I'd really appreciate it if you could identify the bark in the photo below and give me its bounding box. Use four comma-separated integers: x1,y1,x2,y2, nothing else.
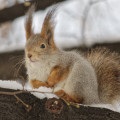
0,88,120,120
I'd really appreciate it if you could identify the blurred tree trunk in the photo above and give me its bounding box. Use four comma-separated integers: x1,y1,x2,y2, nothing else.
0,0,65,23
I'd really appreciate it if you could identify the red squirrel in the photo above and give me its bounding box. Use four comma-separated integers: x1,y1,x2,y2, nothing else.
24,6,120,105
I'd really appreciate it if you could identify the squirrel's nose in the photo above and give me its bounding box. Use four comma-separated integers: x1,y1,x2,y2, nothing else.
28,53,32,58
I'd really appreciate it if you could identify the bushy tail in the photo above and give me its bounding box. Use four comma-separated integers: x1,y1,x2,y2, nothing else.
85,47,120,102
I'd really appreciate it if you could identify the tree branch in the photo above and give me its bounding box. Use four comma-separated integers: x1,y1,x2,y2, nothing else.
0,0,65,24
0,87,120,120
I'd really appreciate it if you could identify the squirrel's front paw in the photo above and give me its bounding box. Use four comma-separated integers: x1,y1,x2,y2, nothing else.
31,80,49,89
46,80,55,87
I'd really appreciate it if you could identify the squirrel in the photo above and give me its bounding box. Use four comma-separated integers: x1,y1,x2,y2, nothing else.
24,6,120,105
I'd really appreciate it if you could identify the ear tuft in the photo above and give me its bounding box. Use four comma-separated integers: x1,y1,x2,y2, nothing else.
40,6,58,49
25,5,35,40
40,6,58,38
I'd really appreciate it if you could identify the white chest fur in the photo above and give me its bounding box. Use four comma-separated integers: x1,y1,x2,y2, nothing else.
26,60,55,82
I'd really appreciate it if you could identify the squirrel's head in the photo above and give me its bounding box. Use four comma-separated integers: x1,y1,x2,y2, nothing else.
25,6,58,63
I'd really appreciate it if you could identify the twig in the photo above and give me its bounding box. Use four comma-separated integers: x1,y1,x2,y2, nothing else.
0,90,26,95
62,98,80,108
14,94,30,109
0,89,53,95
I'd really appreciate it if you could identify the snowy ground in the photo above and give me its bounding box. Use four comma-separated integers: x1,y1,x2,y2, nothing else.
0,0,120,113
0,0,120,53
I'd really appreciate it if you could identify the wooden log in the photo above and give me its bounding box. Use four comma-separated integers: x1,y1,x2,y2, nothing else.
0,88,120,120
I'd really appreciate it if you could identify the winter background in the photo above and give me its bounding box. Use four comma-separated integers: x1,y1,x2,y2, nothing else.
0,0,120,113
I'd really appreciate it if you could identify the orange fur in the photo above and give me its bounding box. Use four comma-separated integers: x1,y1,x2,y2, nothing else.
31,79,49,88
54,90,83,103
47,66,69,87
30,66,69,89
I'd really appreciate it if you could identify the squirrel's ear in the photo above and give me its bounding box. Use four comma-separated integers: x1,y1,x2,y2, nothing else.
25,5,35,40
40,7,57,49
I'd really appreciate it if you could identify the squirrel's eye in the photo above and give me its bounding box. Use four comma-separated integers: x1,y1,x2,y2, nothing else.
40,44,45,48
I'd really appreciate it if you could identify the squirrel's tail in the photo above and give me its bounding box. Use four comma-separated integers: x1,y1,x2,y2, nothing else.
85,47,120,103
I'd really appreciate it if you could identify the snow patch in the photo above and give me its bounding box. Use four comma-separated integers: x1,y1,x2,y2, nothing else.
1,0,120,53
0,79,57,99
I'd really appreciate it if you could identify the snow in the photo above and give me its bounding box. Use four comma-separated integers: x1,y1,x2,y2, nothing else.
0,79,57,99
0,17,26,53
0,80,23,90
1,0,120,53
90,103,120,113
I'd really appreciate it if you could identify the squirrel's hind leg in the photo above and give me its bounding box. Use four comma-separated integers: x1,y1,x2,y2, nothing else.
54,89,82,103
53,79,83,103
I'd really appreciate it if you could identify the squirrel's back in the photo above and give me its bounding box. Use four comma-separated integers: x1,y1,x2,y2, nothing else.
85,48,120,103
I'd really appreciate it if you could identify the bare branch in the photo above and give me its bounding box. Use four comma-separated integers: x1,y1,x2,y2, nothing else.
0,89,53,95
